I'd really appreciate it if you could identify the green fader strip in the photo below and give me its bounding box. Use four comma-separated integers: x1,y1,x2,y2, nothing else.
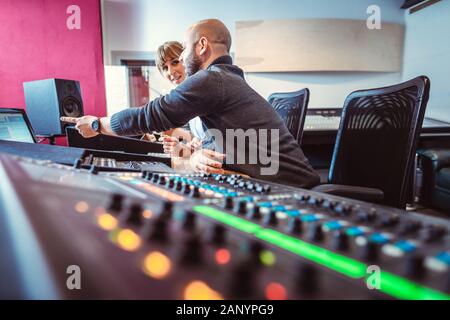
192,205,450,300
376,271,450,300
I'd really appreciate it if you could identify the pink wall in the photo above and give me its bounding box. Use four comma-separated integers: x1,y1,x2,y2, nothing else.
0,0,106,121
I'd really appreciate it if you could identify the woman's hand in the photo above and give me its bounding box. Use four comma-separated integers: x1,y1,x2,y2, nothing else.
189,149,226,174
162,135,191,157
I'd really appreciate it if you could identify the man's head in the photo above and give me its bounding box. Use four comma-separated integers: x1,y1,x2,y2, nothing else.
180,19,232,76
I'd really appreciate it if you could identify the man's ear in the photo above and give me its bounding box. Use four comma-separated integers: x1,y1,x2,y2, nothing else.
198,37,208,56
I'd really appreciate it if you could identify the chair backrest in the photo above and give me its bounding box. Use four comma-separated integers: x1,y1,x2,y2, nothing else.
329,76,430,208
268,88,310,145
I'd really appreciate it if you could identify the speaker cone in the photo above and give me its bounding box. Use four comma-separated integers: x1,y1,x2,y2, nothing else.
62,97,82,117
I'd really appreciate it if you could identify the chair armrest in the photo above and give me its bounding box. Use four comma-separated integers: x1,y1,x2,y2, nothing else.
418,148,450,171
312,184,384,203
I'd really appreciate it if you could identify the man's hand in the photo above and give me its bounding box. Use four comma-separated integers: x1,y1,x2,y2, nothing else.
162,135,192,157
60,116,100,138
189,149,226,174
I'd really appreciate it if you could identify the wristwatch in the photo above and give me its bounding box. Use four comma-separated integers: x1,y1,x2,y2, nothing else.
91,118,101,133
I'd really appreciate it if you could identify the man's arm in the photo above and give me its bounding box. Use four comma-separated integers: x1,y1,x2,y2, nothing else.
61,70,221,139
60,116,116,138
110,70,222,136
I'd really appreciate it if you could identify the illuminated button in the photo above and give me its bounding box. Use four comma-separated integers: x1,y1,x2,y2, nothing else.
260,250,276,267
258,202,273,208
286,210,300,217
184,281,223,300
436,251,450,265
323,221,343,231
265,282,287,300
97,213,118,231
272,205,286,212
425,252,450,273
116,229,141,252
300,214,320,223
142,251,171,279
142,209,153,219
394,240,417,253
75,201,89,213
368,233,391,245
346,226,366,237
383,239,416,257
215,249,231,265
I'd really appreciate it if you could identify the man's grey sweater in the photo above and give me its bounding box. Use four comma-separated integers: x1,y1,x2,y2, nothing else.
110,55,320,188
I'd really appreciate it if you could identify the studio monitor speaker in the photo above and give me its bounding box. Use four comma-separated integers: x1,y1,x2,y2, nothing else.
23,78,84,136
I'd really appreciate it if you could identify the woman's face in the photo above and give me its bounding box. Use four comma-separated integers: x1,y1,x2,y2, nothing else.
161,57,186,85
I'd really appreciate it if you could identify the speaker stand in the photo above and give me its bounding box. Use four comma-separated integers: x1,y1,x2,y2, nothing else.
36,135,65,145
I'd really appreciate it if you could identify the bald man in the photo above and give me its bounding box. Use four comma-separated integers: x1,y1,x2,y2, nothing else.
62,19,320,188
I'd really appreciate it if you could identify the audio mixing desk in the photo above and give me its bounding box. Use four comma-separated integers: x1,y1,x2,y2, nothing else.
0,153,449,299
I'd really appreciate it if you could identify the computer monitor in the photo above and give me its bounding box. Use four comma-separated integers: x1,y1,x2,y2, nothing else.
0,108,37,143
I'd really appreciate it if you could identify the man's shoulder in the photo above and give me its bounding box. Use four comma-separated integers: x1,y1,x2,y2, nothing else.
178,69,221,91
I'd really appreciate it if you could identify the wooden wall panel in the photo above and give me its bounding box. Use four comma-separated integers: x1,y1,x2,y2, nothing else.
235,19,404,72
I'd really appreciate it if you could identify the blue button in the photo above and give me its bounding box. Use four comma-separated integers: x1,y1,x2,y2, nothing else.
346,227,365,237
258,202,273,208
369,233,390,244
324,221,342,231
272,205,286,212
435,252,450,265
394,240,417,253
301,214,319,223
286,210,300,217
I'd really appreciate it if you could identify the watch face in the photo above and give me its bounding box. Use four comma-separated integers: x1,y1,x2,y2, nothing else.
91,120,99,132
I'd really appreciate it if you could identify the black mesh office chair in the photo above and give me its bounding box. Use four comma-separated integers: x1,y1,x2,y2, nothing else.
268,88,310,145
313,76,430,208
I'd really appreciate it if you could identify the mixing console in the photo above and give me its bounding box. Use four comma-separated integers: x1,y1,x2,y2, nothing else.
0,153,449,300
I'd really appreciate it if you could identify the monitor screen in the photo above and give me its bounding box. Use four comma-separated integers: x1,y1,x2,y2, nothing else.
0,111,35,143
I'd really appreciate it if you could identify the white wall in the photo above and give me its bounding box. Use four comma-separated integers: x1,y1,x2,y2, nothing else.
402,0,450,122
102,0,406,108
